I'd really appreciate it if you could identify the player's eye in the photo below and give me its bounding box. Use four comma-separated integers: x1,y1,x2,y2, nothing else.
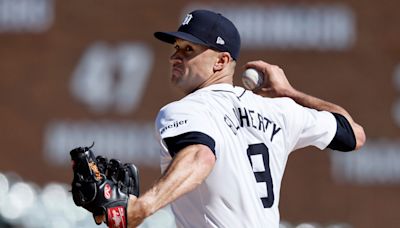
172,43,194,56
185,46,193,52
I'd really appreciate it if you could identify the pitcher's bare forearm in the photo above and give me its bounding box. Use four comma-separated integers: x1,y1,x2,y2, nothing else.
126,144,216,227
287,89,352,121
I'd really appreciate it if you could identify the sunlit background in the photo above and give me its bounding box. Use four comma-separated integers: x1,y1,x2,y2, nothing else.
0,0,399,227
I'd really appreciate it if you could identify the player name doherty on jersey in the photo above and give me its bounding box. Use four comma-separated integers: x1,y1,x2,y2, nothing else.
225,107,282,142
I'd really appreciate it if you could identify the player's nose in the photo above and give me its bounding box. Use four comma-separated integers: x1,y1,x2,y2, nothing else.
169,52,183,65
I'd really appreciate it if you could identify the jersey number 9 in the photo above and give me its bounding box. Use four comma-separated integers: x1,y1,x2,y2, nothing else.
246,143,274,208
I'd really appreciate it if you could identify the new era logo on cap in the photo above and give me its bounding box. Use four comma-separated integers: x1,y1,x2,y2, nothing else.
216,36,225,45
154,9,241,60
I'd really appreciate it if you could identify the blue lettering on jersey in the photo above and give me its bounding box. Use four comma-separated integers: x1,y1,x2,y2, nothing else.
224,115,240,135
226,107,281,142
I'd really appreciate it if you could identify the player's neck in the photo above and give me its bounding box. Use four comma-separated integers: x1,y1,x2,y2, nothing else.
196,71,233,91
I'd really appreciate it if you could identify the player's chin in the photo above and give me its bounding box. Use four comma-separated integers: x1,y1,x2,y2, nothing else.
171,78,191,93
171,71,183,84
170,74,180,85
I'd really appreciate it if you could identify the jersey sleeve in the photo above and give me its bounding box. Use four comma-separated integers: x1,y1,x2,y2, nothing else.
280,98,337,152
155,99,217,157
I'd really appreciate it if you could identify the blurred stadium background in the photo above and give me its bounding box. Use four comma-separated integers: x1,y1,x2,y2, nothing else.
0,0,399,227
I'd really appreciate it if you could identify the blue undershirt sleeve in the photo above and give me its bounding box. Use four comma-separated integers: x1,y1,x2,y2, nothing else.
163,131,216,157
327,113,356,152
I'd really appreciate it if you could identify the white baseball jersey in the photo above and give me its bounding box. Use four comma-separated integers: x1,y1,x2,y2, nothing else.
155,83,336,228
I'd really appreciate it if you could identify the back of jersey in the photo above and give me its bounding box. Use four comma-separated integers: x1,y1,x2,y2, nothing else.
156,84,336,228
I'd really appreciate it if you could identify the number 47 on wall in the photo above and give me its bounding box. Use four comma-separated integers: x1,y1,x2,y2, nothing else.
70,42,154,114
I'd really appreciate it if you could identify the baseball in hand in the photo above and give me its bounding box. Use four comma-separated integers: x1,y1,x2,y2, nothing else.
242,68,264,90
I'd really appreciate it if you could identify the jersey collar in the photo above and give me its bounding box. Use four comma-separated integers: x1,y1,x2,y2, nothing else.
196,83,235,92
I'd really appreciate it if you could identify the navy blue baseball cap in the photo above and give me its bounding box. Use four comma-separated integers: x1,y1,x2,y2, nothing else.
154,9,241,60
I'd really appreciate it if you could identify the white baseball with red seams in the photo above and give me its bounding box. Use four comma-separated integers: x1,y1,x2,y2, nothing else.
242,68,264,90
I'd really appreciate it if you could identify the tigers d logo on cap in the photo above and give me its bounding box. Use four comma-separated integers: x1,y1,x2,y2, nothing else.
182,14,193,25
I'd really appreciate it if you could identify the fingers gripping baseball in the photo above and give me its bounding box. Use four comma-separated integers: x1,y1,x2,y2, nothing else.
70,144,140,228
244,60,295,97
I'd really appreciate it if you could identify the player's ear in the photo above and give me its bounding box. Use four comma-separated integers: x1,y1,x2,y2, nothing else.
213,52,231,72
